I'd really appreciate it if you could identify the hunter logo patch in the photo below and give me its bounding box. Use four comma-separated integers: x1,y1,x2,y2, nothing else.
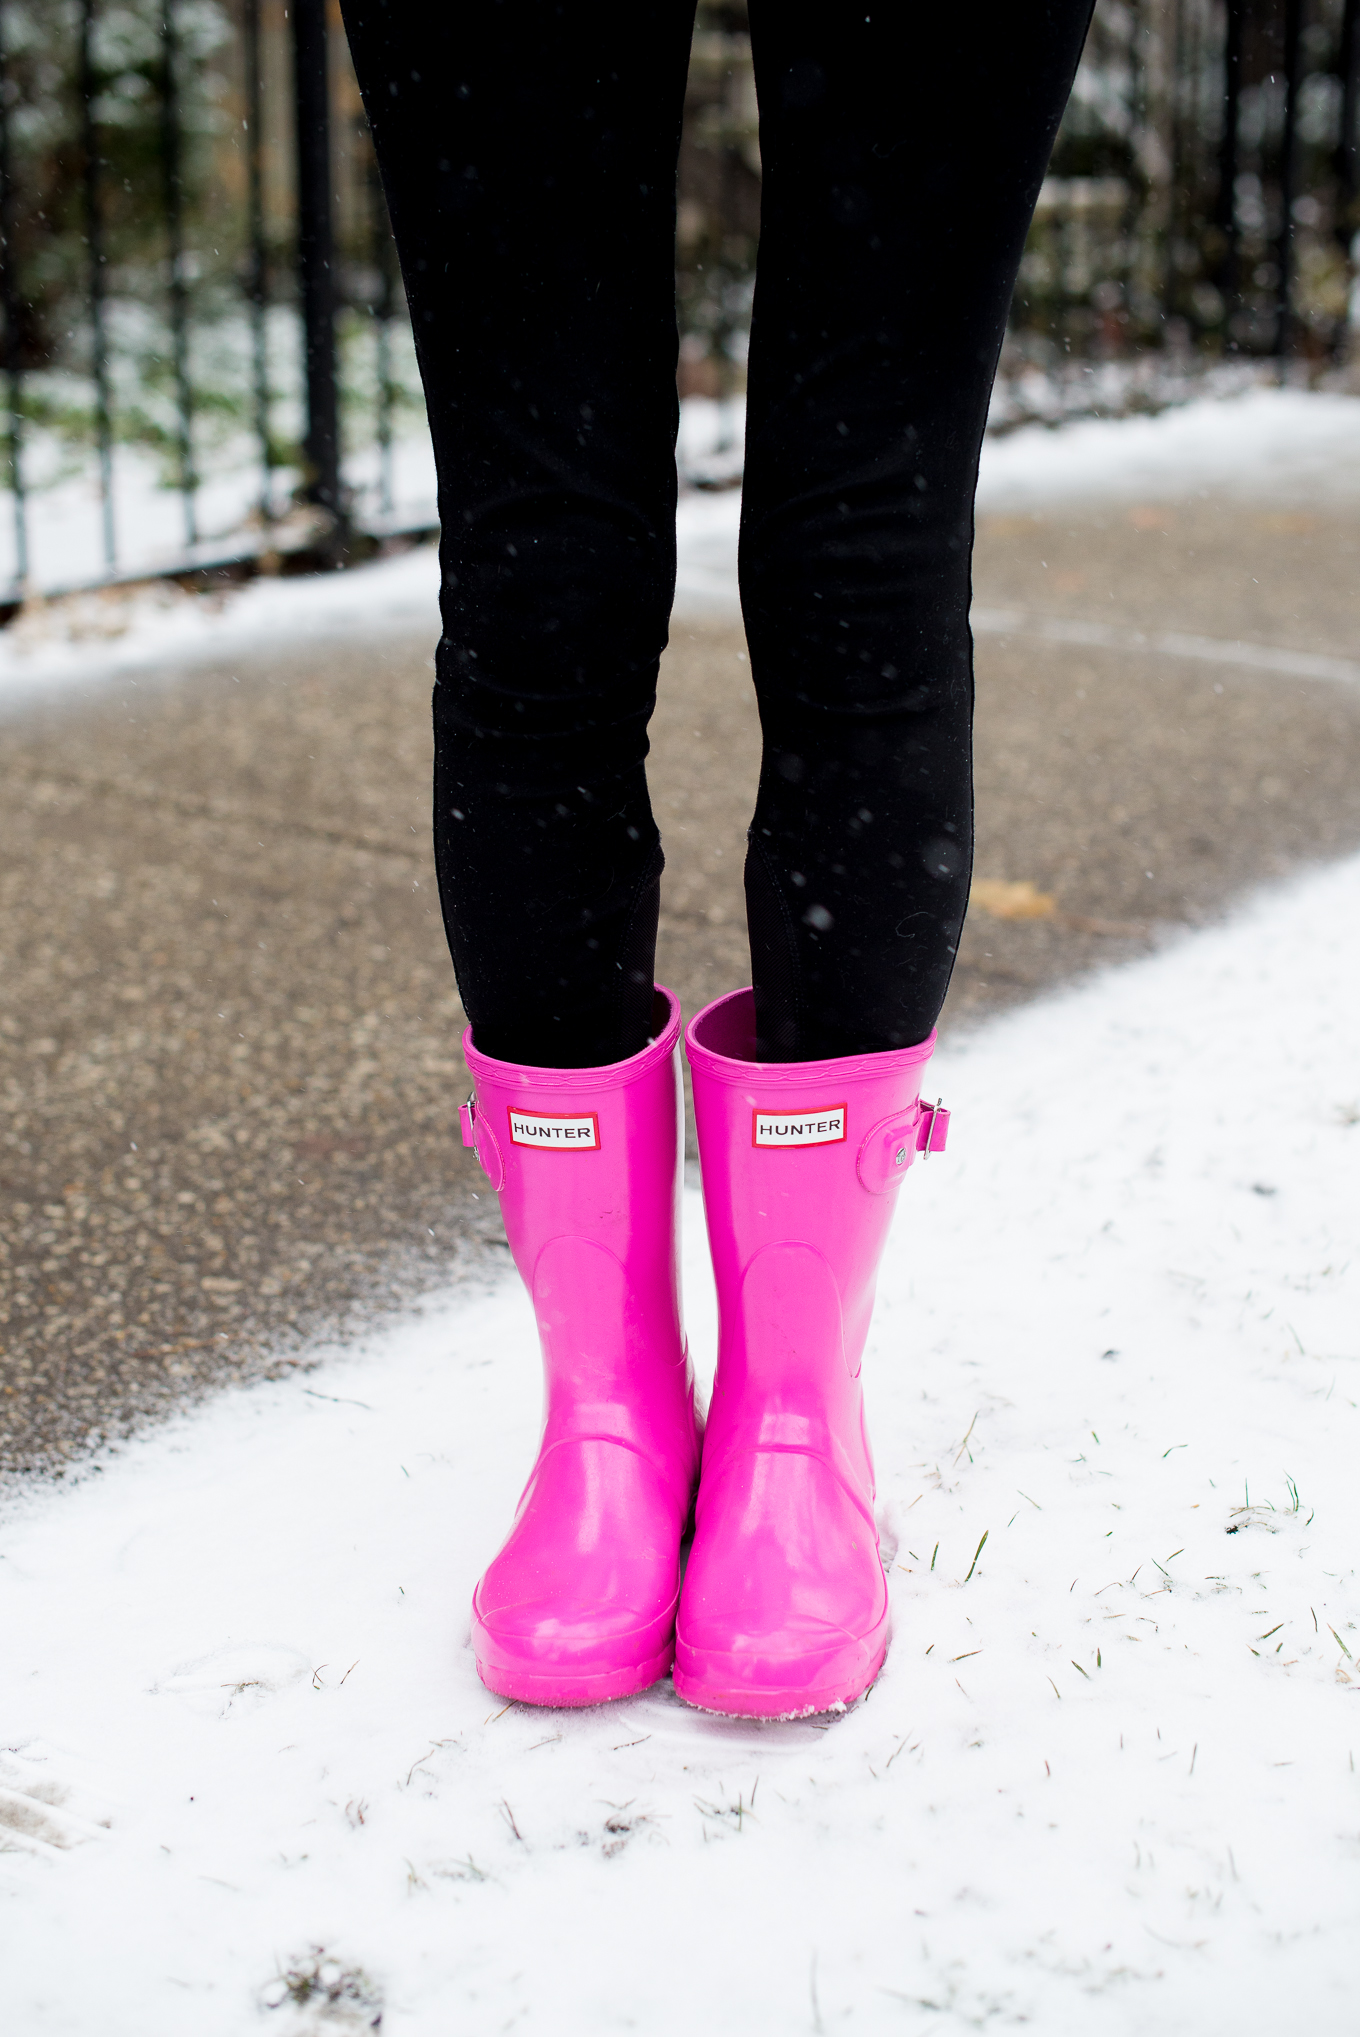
752,1105,846,1148
507,1109,600,1150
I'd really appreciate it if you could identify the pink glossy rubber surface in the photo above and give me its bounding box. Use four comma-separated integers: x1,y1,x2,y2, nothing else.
463,987,702,1706
676,989,935,1718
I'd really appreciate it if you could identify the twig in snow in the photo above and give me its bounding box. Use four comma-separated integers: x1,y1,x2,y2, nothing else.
501,1799,525,1843
963,1530,988,1583
405,1740,457,1787
432,1855,488,1883
954,1412,979,1465
694,1792,754,1832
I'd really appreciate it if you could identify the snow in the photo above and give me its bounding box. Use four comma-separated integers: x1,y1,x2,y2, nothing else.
3,848,1358,2035
0,426,439,605
0,540,443,716
4,386,1360,711
678,382,1360,512
975,385,1360,512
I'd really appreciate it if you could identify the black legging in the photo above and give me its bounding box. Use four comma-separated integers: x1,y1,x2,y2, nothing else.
340,0,1094,1066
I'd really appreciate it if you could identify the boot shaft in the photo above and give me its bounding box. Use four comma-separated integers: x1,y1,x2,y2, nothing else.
462,987,690,1456
686,989,944,1392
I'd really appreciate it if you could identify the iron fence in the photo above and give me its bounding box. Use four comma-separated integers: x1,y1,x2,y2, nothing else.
0,0,416,602
0,0,1357,604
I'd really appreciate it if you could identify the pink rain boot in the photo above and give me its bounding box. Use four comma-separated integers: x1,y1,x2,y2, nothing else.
675,989,948,1718
460,987,702,1705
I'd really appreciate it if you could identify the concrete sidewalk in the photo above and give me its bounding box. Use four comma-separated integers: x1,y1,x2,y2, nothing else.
3,497,1360,1478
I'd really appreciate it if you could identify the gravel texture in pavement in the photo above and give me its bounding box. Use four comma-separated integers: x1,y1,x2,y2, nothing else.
3,498,1359,1479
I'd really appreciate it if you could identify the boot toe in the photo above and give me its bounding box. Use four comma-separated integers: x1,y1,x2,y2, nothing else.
472,1586,679,1706
673,1619,888,1719
673,1454,889,1716
471,1438,688,1705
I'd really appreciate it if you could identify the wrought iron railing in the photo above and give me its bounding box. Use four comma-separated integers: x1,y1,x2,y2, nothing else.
0,0,1356,605
0,0,419,602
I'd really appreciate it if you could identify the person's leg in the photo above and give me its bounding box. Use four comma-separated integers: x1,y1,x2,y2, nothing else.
340,0,697,1067
740,0,1095,1060
676,4,1094,1717
341,4,704,1705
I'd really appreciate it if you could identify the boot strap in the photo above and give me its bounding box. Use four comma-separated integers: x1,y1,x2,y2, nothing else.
460,1095,506,1191
856,1098,949,1195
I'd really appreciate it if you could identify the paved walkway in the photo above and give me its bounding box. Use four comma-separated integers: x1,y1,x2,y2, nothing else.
3,497,1359,1477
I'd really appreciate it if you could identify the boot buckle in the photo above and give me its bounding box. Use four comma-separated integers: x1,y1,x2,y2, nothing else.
460,1091,506,1188
917,1098,949,1158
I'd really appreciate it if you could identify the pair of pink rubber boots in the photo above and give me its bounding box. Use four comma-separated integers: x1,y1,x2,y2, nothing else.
459,983,947,1718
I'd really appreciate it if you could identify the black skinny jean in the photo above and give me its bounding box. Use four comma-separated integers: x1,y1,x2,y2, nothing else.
341,1,1094,1066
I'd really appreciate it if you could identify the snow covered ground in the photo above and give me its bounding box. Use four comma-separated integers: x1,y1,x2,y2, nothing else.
975,384,1360,512
0,432,440,605
4,385,1360,712
681,381,1360,510
3,848,1358,2035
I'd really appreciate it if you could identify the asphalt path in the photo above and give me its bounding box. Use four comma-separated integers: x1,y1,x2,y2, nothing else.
3,496,1359,1478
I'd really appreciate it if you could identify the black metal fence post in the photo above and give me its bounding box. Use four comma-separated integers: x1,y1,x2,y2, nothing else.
0,0,27,591
1276,0,1304,364
1338,0,1360,359
292,0,343,543
243,0,274,522
161,0,197,550
1163,0,1186,325
79,0,116,571
1216,0,1245,336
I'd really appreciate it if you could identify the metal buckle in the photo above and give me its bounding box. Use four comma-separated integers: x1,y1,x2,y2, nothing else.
459,1090,478,1149
920,1096,943,1159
